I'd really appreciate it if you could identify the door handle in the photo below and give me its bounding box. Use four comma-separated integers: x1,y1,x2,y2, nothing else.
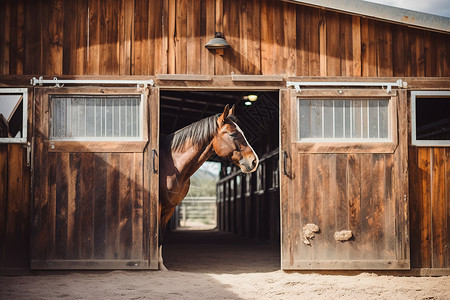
282,150,290,178
152,149,158,174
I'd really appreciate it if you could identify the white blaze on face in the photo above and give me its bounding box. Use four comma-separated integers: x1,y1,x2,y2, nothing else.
232,121,259,172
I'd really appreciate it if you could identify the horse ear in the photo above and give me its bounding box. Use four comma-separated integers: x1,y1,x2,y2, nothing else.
229,105,235,116
217,104,230,126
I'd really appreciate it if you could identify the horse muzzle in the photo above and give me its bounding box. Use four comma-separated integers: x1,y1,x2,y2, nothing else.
239,156,259,173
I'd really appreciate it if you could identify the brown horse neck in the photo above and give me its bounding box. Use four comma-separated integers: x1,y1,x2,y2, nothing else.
171,139,215,181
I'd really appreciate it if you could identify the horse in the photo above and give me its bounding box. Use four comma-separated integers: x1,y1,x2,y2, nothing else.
158,104,259,270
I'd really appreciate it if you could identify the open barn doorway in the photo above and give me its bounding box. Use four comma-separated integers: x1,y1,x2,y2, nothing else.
160,90,280,272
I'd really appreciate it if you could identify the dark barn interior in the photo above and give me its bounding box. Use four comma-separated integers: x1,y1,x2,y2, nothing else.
160,90,280,270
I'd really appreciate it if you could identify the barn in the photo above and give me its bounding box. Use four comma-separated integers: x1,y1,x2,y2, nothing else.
0,0,449,275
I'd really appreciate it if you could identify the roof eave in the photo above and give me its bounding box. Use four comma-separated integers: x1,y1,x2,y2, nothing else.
282,0,450,34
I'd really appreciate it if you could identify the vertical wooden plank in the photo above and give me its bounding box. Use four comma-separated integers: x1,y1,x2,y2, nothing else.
94,153,107,259
119,154,132,259
372,154,386,259
339,14,353,77
55,153,69,259
131,152,144,259
409,147,420,267
67,153,81,259
75,0,88,75
392,25,405,77
134,0,150,75
0,1,11,74
87,0,100,75
310,154,324,261
80,153,94,259
260,0,274,74
63,0,77,74
119,0,134,75
152,0,163,75
213,0,223,75
318,9,326,76
396,90,409,263
418,147,432,268
272,0,285,75
148,88,159,268
200,0,215,75
24,0,41,74
284,1,296,76
431,148,446,268
377,22,393,77
424,31,432,77
361,18,377,77
280,89,292,268
223,0,240,74
175,0,187,74
347,154,362,260
296,154,310,261
308,7,321,76
9,1,25,74
321,154,334,259
159,0,169,74
105,0,120,75
326,11,340,76
42,0,64,75
295,6,308,76
335,154,349,260
411,29,426,77
167,0,176,74
250,0,262,74
0,145,6,266
5,145,24,266
351,16,361,77
32,89,50,262
106,153,119,259
360,154,374,259
384,153,396,259
186,0,201,74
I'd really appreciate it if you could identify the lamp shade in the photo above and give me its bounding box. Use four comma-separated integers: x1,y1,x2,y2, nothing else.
205,32,230,50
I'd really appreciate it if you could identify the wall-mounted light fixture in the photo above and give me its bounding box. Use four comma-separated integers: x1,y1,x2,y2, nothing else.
205,32,230,56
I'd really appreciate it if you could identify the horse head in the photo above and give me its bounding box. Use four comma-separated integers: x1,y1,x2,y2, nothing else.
213,105,259,173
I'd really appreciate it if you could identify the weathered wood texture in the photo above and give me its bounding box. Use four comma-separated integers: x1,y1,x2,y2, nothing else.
1,0,449,77
0,144,30,269
409,147,450,269
31,88,156,269
280,89,409,270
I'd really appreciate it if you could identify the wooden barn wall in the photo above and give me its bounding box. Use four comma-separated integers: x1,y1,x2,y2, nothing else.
0,0,449,77
409,147,450,269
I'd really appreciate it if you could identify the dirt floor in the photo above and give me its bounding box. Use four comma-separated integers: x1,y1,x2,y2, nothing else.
1,230,449,300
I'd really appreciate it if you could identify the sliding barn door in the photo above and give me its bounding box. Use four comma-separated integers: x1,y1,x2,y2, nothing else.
32,87,159,269
280,88,409,270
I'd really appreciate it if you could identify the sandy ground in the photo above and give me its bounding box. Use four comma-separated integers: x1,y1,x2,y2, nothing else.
1,229,449,300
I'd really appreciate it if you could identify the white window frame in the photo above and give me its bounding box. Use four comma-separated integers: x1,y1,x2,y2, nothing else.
49,93,146,142
0,88,28,144
411,90,450,146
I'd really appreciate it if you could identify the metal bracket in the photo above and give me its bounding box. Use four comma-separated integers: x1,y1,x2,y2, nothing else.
286,79,407,93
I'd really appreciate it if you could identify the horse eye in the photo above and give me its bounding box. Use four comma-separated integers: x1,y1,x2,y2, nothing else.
229,133,237,138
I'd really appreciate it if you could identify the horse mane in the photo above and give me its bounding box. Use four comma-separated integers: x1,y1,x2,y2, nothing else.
162,113,238,152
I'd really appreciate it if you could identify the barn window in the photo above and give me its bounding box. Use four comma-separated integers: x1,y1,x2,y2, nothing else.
0,88,28,144
411,91,450,146
50,95,143,141
298,99,390,141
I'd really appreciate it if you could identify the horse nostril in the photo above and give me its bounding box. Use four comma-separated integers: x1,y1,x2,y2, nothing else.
252,158,257,168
